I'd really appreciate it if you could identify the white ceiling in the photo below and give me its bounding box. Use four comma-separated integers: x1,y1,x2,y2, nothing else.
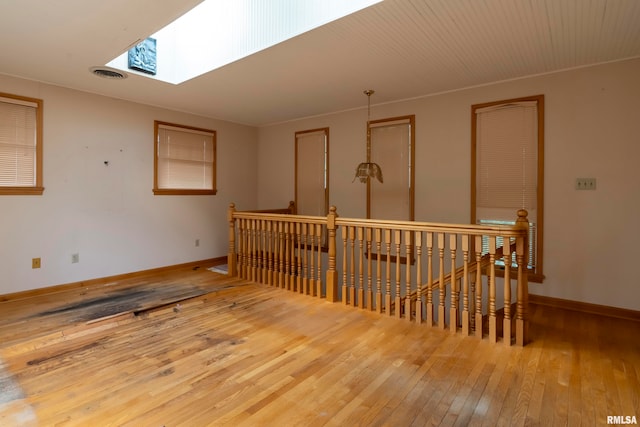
1,0,639,126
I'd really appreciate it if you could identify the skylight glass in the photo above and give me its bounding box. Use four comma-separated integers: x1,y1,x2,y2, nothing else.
108,0,383,84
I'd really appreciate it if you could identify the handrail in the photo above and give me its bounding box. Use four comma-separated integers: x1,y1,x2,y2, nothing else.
336,217,527,239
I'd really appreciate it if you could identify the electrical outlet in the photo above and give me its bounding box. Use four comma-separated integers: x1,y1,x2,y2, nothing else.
575,178,596,190
32,258,41,269
195,239,200,247
72,253,79,263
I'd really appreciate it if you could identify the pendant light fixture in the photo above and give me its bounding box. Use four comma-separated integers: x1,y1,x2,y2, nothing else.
353,89,383,183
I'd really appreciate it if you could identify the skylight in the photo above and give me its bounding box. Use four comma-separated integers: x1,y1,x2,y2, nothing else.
107,0,383,84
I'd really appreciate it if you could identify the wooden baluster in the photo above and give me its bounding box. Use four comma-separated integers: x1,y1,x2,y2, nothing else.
250,219,256,282
470,274,476,332
404,230,412,322
302,223,308,294
289,222,296,291
503,236,512,345
246,219,251,280
238,218,245,279
325,206,338,302
297,222,303,293
488,235,497,343
309,224,316,296
284,222,290,290
260,220,267,284
438,233,446,329
516,209,530,346
385,229,392,316
240,219,249,280
266,220,272,285
395,230,402,319
366,228,373,310
279,221,286,288
304,224,310,295
315,224,322,298
415,231,423,324
342,225,348,305
272,220,278,286
246,219,252,281
227,204,237,277
255,220,260,283
255,219,261,283
474,235,483,339
298,222,309,295
461,235,470,336
450,234,458,333
350,226,356,306
247,219,253,282
375,228,382,314
426,232,434,327
358,227,365,309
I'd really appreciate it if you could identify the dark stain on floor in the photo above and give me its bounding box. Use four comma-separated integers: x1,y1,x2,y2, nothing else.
32,285,209,323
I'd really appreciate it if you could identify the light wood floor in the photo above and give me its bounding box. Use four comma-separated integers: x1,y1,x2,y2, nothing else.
1,264,639,426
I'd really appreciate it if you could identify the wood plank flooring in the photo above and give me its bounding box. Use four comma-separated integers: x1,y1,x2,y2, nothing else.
1,265,639,426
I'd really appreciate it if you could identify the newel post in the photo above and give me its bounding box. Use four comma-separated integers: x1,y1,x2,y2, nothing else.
515,209,529,346
227,203,237,277
325,206,339,302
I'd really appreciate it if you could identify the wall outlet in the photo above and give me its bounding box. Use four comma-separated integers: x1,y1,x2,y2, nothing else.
195,239,200,247
72,253,79,263
32,258,41,269
575,178,596,190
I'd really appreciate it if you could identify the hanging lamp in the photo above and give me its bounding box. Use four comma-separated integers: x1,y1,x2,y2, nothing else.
353,89,383,183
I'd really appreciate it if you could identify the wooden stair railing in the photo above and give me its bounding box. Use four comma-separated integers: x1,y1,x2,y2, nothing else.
228,203,530,346
397,242,516,337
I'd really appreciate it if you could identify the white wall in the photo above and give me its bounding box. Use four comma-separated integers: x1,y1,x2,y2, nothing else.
257,58,640,311
0,75,258,295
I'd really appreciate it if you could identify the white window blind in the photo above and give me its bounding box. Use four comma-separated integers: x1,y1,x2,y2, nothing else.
476,101,538,216
295,129,328,217
474,100,541,271
369,117,413,221
156,123,215,192
0,97,38,187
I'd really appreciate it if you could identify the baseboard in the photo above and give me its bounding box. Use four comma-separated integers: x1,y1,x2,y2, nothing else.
0,256,227,303
529,294,640,322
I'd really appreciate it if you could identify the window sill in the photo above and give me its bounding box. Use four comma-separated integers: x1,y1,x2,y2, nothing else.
153,189,217,196
0,186,44,195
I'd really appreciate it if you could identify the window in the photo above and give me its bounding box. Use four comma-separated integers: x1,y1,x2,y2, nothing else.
471,95,544,281
368,115,415,221
0,92,43,195
154,121,216,195
295,128,329,217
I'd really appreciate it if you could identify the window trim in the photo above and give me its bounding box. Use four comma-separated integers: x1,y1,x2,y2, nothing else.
294,127,329,217
153,120,217,196
295,127,330,250
0,92,44,195
366,115,415,221
471,94,545,282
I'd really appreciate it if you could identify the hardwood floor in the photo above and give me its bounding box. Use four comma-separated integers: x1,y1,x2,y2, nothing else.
1,265,638,426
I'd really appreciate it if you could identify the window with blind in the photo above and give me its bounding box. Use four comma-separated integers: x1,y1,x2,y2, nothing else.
471,95,544,281
295,128,329,217
368,116,415,221
153,121,216,195
0,92,43,195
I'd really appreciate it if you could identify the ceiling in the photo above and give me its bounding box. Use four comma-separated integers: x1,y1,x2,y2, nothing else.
1,0,639,127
